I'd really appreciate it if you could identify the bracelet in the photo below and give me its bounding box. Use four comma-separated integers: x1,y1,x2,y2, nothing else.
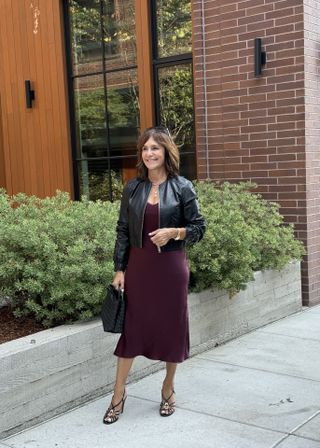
174,228,181,241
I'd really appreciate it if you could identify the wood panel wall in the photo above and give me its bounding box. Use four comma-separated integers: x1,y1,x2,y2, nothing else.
0,95,6,189
0,0,73,197
135,0,154,131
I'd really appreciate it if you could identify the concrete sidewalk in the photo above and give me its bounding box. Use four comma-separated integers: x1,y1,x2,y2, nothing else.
1,305,320,448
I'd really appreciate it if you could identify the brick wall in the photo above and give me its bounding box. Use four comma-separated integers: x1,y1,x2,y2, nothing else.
192,0,319,305
303,0,320,306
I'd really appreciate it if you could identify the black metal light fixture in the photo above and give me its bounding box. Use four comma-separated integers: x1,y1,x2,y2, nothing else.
25,80,35,108
254,38,267,77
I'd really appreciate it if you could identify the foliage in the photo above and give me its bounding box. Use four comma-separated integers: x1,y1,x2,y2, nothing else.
0,190,119,327
159,66,194,149
69,0,136,64
188,182,305,294
0,182,305,327
71,1,139,144
76,83,139,144
80,170,124,202
157,0,192,57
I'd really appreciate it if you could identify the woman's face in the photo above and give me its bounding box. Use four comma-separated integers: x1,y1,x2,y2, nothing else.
141,136,166,172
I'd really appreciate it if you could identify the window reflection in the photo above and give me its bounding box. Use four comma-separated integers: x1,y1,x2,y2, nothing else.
69,0,103,76
74,75,107,159
74,70,139,199
106,69,139,151
156,0,192,58
67,0,195,200
158,64,194,152
78,158,136,201
103,0,137,69
68,0,139,200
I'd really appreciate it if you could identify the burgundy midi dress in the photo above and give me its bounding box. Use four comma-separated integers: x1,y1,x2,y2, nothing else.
114,202,190,363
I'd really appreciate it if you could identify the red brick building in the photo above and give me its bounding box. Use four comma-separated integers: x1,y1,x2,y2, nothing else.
192,0,320,306
0,1,319,305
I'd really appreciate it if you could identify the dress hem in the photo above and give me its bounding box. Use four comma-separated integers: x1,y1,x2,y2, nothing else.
114,350,189,364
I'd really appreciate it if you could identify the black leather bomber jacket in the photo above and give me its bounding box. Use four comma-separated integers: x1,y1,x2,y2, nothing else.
113,176,206,272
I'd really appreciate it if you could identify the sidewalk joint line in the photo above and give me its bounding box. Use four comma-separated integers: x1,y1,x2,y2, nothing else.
270,434,290,448
128,394,288,436
272,434,320,448
288,409,320,436
258,329,320,343
195,356,320,384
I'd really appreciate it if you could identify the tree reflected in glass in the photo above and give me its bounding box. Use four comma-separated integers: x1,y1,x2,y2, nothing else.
69,0,102,76
103,0,137,69
158,64,194,151
156,0,192,58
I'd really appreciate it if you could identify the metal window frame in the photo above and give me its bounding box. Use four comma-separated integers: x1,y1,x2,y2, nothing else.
62,0,80,200
150,0,196,152
63,0,140,201
63,0,196,201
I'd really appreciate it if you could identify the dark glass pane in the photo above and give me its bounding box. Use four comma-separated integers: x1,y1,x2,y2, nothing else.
158,64,194,152
106,69,140,157
103,0,137,70
74,75,108,159
78,157,137,201
156,0,192,58
180,153,196,180
69,0,103,76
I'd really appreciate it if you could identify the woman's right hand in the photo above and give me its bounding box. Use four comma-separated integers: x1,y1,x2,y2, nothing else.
112,271,125,290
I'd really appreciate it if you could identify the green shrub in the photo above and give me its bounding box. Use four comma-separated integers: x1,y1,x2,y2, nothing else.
79,170,124,202
0,190,119,327
188,181,305,294
0,182,305,327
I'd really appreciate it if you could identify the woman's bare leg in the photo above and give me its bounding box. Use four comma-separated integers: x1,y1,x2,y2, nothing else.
103,357,134,423
160,362,177,415
113,356,134,400
163,362,177,393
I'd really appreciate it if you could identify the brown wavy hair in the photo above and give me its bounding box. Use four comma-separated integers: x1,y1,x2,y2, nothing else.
136,126,180,179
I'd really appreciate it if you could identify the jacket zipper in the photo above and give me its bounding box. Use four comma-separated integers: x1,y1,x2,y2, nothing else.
157,188,161,253
140,183,151,248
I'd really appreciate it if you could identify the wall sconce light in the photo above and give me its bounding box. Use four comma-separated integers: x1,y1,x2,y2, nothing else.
254,38,267,77
25,80,35,108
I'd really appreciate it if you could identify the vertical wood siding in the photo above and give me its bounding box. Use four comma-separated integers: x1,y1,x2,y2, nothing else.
0,0,73,197
135,0,155,131
0,96,6,189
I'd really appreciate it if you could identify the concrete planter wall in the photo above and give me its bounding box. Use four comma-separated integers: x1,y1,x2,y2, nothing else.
0,262,301,439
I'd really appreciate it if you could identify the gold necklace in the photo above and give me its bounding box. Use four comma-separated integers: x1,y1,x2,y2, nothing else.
151,178,166,199
151,184,159,198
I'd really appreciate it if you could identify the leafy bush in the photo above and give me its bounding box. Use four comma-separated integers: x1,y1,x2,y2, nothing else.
80,170,124,202
0,190,119,327
0,182,305,327
188,181,305,294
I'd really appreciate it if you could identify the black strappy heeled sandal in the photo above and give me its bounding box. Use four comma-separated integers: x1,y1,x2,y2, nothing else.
103,389,127,425
159,390,176,417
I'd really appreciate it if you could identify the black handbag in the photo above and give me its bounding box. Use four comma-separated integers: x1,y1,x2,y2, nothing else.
101,285,126,333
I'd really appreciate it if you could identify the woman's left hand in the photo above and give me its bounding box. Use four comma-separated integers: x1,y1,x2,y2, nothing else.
148,228,176,247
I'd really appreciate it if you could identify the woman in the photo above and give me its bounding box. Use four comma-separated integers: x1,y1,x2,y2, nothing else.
103,126,205,424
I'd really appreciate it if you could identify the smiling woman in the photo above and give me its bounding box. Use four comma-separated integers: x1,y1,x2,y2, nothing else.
102,126,205,424
142,137,166,174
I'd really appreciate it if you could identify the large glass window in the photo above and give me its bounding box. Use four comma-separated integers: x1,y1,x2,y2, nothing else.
65,0,195,200
153,0,196,179
67,0,139,201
